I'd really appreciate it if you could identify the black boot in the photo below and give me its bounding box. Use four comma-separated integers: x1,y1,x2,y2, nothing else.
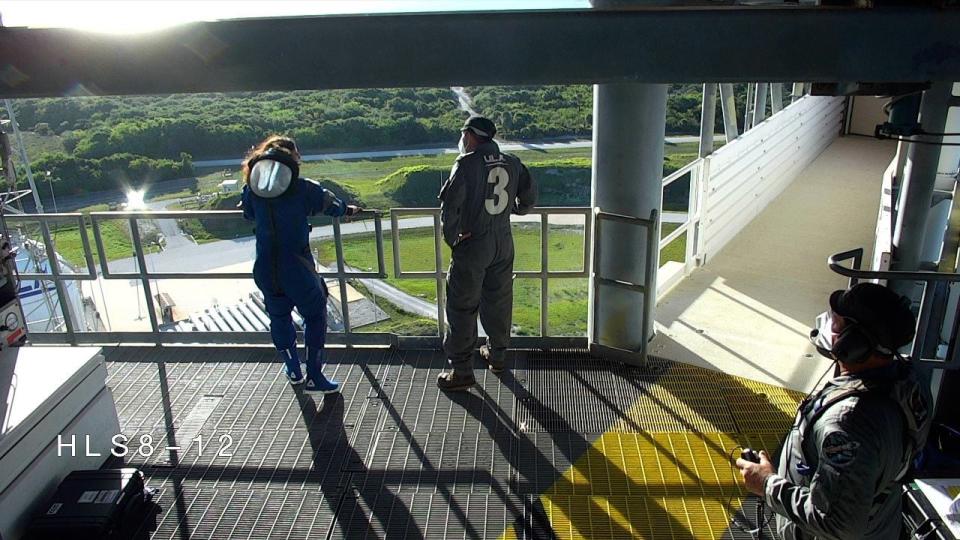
437,369,476,391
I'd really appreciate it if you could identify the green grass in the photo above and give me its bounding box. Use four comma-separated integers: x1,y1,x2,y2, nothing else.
47,219,138,267
16,131,65,157
315,222,686,336
32,202,165,267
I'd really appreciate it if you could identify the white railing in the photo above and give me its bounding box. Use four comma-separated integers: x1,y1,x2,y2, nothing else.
697,95,845,263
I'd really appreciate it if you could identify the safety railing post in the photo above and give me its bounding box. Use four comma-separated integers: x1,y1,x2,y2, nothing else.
128,217,160,341
540,213,549,337
38,217,77,342
332,217,351,335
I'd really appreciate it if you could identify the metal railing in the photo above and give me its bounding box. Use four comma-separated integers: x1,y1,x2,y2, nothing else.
829,248,960,370
590,208,658,360
5,159,706,348
7,206,599,347
6,210,389,345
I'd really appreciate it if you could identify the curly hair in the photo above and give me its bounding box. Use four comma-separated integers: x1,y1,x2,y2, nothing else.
241,135,300,184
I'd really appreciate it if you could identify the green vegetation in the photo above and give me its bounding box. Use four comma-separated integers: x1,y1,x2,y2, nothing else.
372,154,695,211
315,222,685,336
175,194,250,244
45,217,160,267
10,83,750,206
31,152,193,198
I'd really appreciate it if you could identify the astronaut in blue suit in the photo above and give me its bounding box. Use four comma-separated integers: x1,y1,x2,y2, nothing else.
240,136,360,394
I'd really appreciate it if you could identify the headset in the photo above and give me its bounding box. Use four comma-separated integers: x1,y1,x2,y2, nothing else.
831,316,887,365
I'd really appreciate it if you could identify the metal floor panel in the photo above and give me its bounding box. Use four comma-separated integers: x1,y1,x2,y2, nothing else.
357,430,514,494
101,346,803,539
374,349,518,434
331,492,526,540
139,483,338,540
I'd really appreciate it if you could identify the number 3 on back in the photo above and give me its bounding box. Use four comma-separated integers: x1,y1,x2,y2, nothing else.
485,167,510,215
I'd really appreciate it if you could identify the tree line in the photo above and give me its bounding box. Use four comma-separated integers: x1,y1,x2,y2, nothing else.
10,84,772,200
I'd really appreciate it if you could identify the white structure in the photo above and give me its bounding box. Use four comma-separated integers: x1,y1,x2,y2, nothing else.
14,237,89,334
218,179,240,194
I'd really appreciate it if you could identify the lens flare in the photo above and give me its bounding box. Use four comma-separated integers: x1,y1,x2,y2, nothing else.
126,189,146,210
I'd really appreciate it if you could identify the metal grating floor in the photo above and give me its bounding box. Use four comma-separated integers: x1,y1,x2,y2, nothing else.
102,346,803,539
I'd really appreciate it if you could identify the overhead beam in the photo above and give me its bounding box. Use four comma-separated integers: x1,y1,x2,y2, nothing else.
1,7,960,97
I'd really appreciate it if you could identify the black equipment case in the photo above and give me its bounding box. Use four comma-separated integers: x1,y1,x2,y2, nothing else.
24,468,150,539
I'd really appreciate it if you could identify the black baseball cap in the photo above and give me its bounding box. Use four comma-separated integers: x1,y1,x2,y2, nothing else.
461,116,496,138
829,283,916,351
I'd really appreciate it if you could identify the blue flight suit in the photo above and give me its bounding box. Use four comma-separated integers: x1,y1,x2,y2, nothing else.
241,176,348,381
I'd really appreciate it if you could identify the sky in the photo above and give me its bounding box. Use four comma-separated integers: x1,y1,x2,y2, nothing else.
1,0,588,34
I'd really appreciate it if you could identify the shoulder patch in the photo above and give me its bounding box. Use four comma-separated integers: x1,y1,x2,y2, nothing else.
822,431,860,468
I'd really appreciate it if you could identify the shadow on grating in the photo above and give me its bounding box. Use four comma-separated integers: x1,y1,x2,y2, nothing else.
331,491,527,540
372,349,517,433
516,352,679,433
135,482,338,540
355,430,514,494
105,348,385,434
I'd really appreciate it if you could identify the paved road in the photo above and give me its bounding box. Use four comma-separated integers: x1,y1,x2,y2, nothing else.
23,177,199,213
145,199,195,249
342,264,438,320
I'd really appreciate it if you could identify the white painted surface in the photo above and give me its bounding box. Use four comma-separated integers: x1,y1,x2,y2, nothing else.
655,137,897,392
699,96,845,264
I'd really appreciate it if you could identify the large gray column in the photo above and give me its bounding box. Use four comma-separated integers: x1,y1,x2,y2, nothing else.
893,81,954,274
752,83,769,128
699,83,717,158
770,83,783,114
589,83,668,354
791,82,804,103
719,83,739,142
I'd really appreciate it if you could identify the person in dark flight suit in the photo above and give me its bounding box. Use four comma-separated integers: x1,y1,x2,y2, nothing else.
737,283,932,539
437,116,537,391
240,135,361,394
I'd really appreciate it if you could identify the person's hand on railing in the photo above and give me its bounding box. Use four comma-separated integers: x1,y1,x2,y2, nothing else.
342,204,364,223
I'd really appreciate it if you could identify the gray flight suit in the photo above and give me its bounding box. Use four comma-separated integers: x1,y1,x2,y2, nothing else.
439,140,537,374
764,362,931,540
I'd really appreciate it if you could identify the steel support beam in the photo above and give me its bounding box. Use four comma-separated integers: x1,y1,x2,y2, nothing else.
893,81,954,275
589,83,667,357
744,84,755,131
699,83,717,158
770,83,783,114
791,82,804,103
2,9,960,97
719,83,739,141
752,82,769,127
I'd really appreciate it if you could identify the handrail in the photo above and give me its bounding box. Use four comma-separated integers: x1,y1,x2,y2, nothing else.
829,247,960,370
7,174,693,345
829,248,960,283
662,159,701,189
591,208,658,361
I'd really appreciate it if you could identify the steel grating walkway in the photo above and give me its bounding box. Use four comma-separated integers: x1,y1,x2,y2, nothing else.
103,346,804,539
